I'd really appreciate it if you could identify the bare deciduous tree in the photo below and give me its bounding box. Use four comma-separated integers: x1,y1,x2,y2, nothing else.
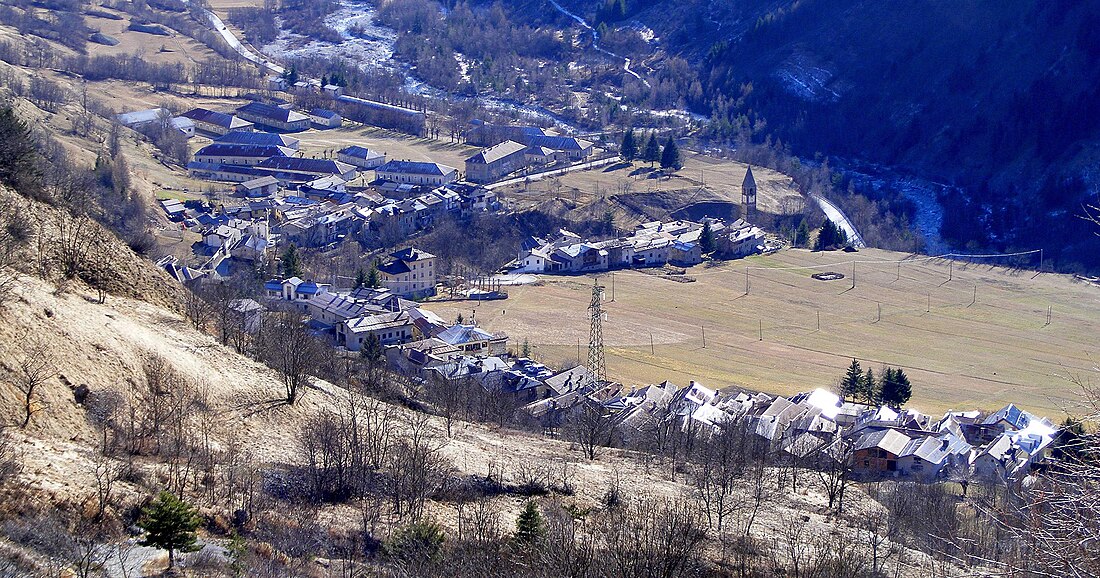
568,397,614,460
12,338,57,428
0,199,31,308
184,287,212,332
693,416,749,534
90,451,122,521
989,376,1100,578
386,412,451,519
257,312,323,404
815,438,853,513
598,495,707,578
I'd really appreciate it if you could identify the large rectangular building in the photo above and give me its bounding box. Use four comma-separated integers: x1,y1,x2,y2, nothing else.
337,145,386,170
193,143,295,166
526,135,594,161
179,108,254,135
255,157,358,182
213,131,300,150
378,247,436,298
236,102,311,132
465,140,529,183
375,160,457,186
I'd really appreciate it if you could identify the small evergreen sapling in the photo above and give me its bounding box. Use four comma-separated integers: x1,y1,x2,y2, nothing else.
138,491,203,569
514,500,546,544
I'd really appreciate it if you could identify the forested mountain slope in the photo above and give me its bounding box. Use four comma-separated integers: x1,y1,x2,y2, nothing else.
545,0,1100,269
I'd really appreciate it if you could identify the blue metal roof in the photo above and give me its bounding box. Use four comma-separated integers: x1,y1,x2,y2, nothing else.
377,160,454,176
214,132,298,148
297,281,321,295
195,143,292,158
264,280,283,291
527,135,589,151
257,157,350,174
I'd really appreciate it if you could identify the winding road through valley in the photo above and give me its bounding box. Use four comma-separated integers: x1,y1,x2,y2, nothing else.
549,0,650,87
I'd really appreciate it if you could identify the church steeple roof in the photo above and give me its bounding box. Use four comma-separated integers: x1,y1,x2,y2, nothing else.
743,165,757,189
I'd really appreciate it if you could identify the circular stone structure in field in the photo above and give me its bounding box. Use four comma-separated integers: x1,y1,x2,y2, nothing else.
812,272,846,281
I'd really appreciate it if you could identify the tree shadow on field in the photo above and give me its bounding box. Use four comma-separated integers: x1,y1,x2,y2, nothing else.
237,398,289,417
603,161,632,172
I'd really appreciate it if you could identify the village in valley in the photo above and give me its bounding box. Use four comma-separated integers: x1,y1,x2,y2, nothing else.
3,0,1100,574
120,75,1065,491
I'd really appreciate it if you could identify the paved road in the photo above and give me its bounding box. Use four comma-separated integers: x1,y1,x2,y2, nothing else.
809,192,866,248
486,156,623,190
197,5,284,75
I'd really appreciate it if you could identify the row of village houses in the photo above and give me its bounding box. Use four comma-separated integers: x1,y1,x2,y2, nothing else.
394,339,1061,484
161,188,766,287
158,169,496,282
514,218,767,273
281,287,1055,486
249,248,507,355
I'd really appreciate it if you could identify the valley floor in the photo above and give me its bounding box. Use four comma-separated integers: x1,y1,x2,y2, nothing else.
427,247,1099,416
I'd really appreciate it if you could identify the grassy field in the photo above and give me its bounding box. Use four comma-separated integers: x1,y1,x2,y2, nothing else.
84,6,221,67
500,151,800,213
426,248,1100,418
296,124,481,180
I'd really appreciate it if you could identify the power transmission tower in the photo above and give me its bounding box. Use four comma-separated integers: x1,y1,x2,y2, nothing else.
587,278,607,389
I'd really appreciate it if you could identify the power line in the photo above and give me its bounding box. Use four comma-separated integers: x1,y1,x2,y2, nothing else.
695,249,1043,278
587,278,607,388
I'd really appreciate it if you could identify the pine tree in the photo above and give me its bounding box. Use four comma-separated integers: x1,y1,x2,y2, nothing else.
514,500,545,544
0,106,43,197
138,491,203,569
815,220,836,250
643,133,661,165
360,332,383,364
355,268,367,289
387,519,445,564
620,129,637,161
660,136,682,171
794,219,810,248
281,244,303,278
861,368,878,405
603,210,615,235
367,262,380,288
840,359,862,401
699,220,715,253
880,367,912,409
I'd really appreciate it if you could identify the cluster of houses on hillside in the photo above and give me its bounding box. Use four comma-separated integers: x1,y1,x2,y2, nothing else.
462,121,595,184
393,340,1059,484
254,247,509,355
158,161,497,279
514,217,766,273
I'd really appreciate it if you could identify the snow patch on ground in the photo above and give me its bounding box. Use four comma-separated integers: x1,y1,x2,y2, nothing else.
627,22,657,44
775,54,839,103
261,1,396,68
